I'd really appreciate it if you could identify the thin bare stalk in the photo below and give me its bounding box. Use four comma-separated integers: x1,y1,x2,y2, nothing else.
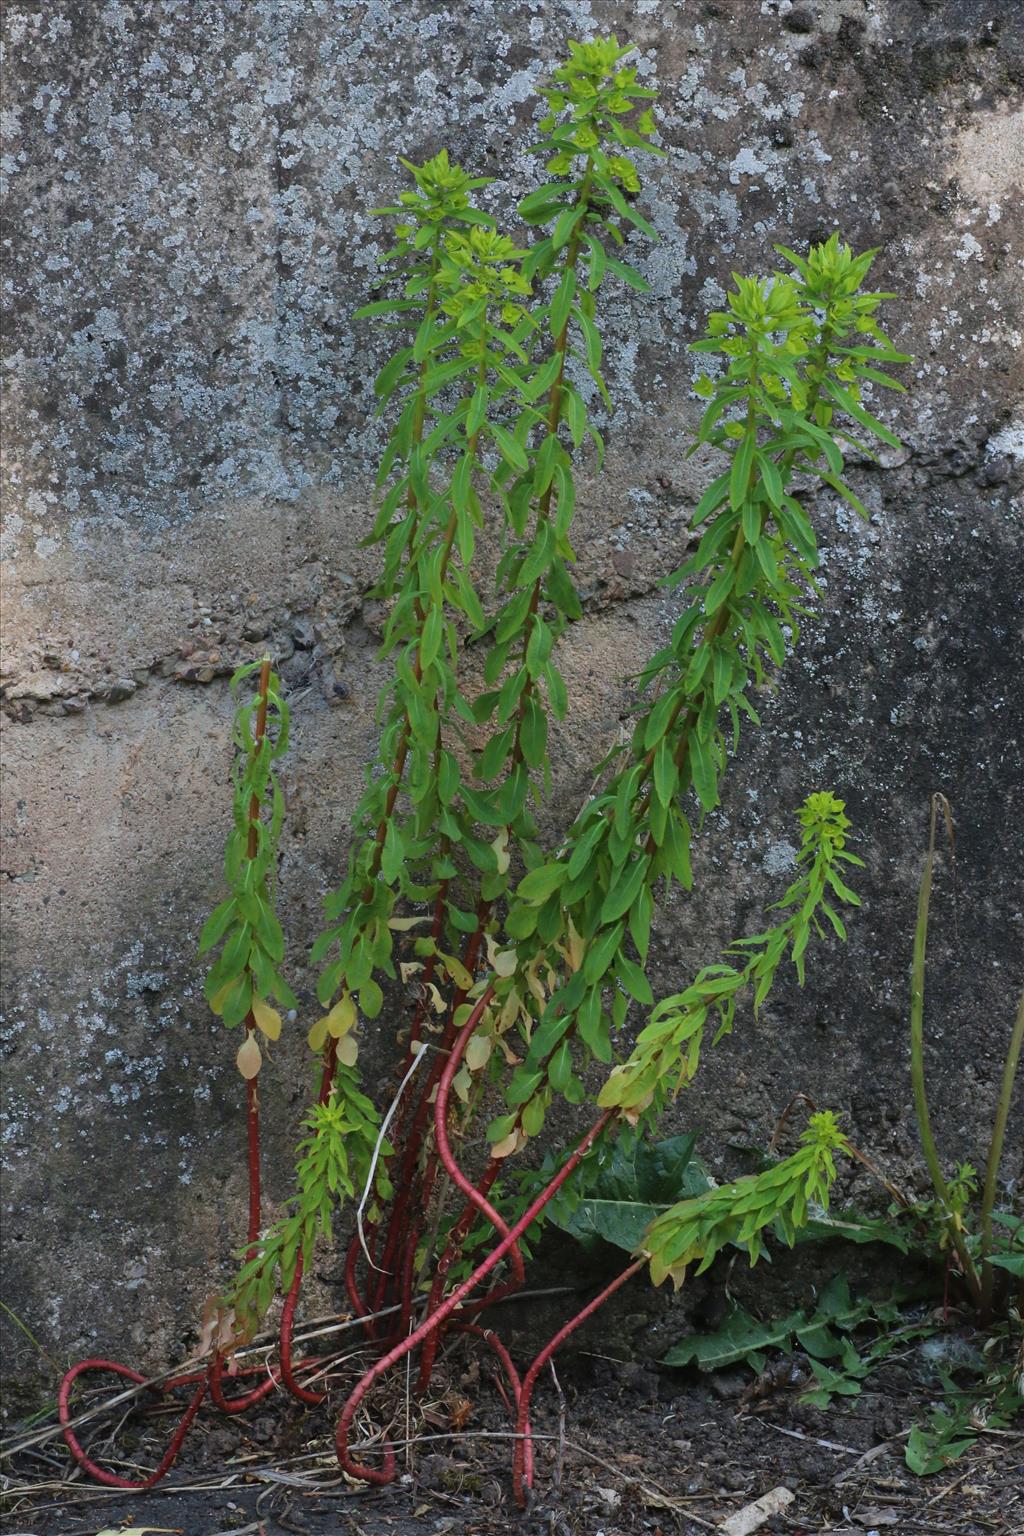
910,794,981,1303
979,988,1024,1317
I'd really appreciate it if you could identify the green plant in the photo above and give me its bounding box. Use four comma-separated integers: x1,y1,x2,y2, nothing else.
60,35,914,1502
664,1273,931,1379
664,1262,1021,1474
651,795,1023,1478
909,794,1024,1319
905,1329,1023,1474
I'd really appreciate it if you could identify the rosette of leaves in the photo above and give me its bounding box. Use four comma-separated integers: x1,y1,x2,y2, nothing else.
199,660,294,1078
484,240,908,1156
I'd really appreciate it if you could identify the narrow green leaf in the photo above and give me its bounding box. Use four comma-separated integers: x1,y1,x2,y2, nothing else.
583,920,625,984
490,422,529,472
689,733,718,811
517,862,568,904
822,378,902,450
729,430,755,512
199,897,237,956
550,267,577,340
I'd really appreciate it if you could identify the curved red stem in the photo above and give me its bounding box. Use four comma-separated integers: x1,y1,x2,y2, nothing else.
207,1351,281,1413
59,1360,208,1490
334,1108,611,1483
451,1322,532,1484
511,1256,645,1506
278,1256,327,1405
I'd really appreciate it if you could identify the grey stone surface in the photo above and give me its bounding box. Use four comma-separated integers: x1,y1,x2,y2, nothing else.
1,0,1022,1404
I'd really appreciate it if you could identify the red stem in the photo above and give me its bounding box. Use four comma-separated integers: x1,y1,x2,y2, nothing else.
59,1360,207,1489
207,1352,281,1414
450,1321,530,1481
279,1256,326,1405
511,1257,645,1505
243,656,272,1254
334,1108,611,1483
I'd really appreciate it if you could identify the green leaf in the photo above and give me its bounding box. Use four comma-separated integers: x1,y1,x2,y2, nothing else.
574,306,603,379
584,233,606,290
520,694,548,769
822,471,869,521
729,430,755,512
199,897,237,956
420,603,443,669
653,739,678,808
545,661,568,719
466,385,489,438
381,821,404,885
664,1304,803,1370
374,347,414,400
519,182,576,219
490,422,529,472
552,204,583,253
550,267,577,340
617,951,654,1005
689,733,718,811
690,470,731,528
600,857,649,926
758,453,783,508
353,298,422,318
822,378,902,450
605,253,650,293
791,1211,910,1253
583,920,625,985
703,563,735,617
522,354,564,404
549,1131,709,1252
517,862,568,904
988,1252,1024,1277
548,1040,573,1093
359,976,384,1019
597,175,657,239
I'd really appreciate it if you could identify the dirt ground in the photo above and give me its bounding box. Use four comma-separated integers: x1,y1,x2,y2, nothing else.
4,1306,1021,1536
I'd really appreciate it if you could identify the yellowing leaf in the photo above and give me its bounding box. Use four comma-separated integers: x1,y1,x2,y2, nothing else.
464,1033,493,1072
426,982,446,1014
251,997,282,1041
440,952,474,990
236,1032,262,1080
388,915,433,931
492,948,517,978
452,1065,472,1103
208,981,232,1017
491,829,510,875
400,961,423,982
566,917,585,973
326,994,357,1038
491,1130,520,1159
308,1015,329,1053
337,1034,359,1067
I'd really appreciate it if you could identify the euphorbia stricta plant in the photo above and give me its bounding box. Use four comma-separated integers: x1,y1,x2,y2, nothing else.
59,35,910,1503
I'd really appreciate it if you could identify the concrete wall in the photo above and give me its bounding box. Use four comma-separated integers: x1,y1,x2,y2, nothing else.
2,0,1022,1401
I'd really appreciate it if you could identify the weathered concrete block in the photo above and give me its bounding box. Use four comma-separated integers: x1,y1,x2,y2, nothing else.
1,0,1021,1398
